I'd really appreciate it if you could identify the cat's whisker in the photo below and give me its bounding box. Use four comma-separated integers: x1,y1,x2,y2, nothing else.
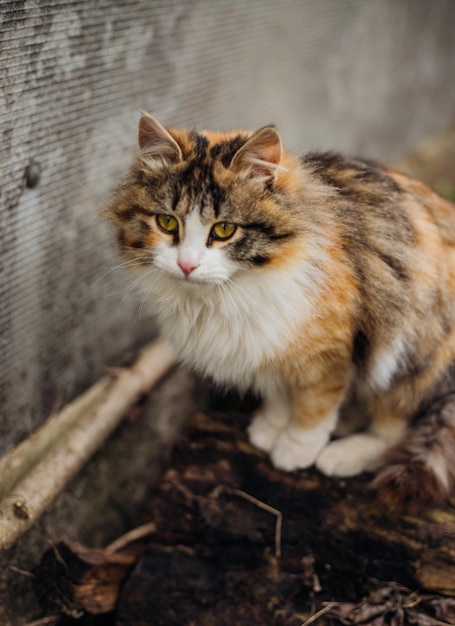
125,274,149,295
99,264,160,304
216,281,242,320
92,257,152,288
136,290,150,321
97,288,139,300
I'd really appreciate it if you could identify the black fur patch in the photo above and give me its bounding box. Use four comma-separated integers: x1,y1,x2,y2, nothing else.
205,180,227,218
190,131,210,162
352,329,371,369
131,204,154,217
250,254,270,266
130,239,145,249
115,207,137,222
243,222,292,241
210,135,248,168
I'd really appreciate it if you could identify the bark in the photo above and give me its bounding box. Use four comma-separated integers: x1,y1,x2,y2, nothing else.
34,411,455,625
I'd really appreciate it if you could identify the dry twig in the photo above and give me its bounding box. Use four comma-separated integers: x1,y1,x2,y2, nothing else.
211,485,283,558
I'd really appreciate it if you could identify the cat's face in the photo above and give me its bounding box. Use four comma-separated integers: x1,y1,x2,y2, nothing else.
107,113,300,288
147,207,242,284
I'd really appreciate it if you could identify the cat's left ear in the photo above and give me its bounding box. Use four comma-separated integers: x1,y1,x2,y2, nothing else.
231,126,282,180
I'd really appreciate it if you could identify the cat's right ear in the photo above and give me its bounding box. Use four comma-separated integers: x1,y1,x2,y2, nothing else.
138,112,183,161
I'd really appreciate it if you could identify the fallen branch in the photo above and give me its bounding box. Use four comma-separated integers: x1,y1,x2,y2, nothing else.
0,339,175,551
210,485,283,558
0,379,111,501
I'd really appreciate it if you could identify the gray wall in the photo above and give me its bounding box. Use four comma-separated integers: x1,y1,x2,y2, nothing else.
2,0,455,452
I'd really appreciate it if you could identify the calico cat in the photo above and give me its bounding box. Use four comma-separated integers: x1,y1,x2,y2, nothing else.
105,112,455,511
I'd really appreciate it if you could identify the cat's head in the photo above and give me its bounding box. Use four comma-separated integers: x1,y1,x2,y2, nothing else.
106,113,301,287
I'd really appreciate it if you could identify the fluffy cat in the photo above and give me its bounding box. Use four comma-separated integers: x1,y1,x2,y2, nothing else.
105,112,455,511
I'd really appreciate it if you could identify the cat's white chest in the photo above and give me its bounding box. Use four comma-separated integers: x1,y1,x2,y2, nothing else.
152,268,315,391
163,304,269,389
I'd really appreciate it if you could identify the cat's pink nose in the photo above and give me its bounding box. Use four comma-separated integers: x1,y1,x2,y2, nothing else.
178,260,199,276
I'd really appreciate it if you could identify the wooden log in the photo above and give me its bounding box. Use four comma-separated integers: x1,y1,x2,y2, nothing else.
34,410,455,625
114,411,455,625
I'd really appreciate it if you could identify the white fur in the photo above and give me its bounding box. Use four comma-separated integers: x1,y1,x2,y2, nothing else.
426,451,450,490
316,433,389,476
177,210,211,272
369,335,407,391
248,390,290,452
146,265,317,390
143,214,324,391
270,411,338,471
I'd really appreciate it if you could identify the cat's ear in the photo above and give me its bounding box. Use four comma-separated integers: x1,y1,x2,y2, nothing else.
231,126,282,180
138,112,183,161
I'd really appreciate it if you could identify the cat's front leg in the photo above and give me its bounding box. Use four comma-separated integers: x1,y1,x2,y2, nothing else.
270,409,339,471
269,376,349,472
248,389,290,453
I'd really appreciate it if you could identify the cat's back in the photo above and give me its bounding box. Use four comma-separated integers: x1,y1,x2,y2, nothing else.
299,151,455,386
303,151,454,224
302,151,455,267
386,167,455,246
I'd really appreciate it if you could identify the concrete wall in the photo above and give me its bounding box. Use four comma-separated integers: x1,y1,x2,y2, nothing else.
2,0,455,451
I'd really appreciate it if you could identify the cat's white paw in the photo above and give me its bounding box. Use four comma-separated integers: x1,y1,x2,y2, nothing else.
248,414,282,453
270,426,329,472
248,392,290,453
316,433,388,477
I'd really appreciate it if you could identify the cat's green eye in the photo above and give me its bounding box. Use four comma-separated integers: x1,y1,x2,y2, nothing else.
156,214,179,234
211,222,237,241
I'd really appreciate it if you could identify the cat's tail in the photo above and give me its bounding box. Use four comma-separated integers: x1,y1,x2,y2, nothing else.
372,392,455,512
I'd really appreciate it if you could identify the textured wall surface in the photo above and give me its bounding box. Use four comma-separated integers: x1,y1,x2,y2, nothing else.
2,0,455,452
1,1,455,622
